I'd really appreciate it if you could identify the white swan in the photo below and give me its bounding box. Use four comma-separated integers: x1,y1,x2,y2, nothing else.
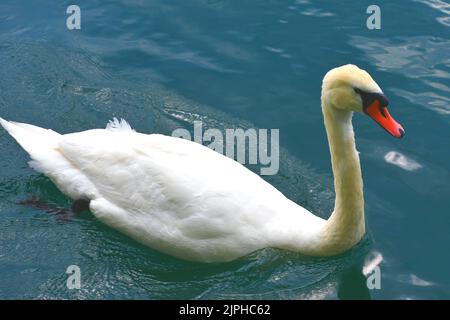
0,65,404,262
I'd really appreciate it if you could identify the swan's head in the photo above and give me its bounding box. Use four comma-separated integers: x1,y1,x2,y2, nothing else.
322,64,405,138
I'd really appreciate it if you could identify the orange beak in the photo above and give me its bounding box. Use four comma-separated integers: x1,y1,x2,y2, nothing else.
365,99,405,138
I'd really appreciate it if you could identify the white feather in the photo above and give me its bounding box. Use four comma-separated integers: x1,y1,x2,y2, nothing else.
106,117,135,132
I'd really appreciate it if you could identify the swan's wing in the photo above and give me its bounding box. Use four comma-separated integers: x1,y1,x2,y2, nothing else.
58,129,293,260
59,130,284,216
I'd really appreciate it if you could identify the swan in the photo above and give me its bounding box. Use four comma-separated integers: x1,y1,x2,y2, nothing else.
0,64,404,262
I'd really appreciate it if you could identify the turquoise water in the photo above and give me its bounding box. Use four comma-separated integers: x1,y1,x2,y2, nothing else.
0,0,449,299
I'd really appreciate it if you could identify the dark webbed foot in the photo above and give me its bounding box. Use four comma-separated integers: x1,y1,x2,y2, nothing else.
18,196,73,220
71,198,91,214
18,196,91,221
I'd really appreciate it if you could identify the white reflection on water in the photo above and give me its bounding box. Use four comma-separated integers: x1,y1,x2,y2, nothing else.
391,88,450,115
300,8,334,17
409,274,435,287
398,273,435,287
415,0,450,27
384,151,423,171
349,35,450,79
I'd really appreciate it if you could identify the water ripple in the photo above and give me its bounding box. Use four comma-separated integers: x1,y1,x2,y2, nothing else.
350,35,450,79
415,0,450,27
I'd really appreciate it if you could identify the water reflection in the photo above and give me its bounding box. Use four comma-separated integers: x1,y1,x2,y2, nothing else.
350,35,450,76
391,88,450,115
384,151,422,171
415,0,450,27
397,273,435,287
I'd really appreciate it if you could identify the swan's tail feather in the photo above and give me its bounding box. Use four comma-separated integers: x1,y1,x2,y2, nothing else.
0,118,62,173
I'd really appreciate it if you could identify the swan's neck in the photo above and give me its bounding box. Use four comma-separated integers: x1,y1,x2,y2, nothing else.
320,105,365,253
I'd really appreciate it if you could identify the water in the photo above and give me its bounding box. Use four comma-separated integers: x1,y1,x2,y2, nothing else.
0,0,449,299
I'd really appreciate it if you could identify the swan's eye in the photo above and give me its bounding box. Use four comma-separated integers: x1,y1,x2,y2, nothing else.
354,88,389,111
